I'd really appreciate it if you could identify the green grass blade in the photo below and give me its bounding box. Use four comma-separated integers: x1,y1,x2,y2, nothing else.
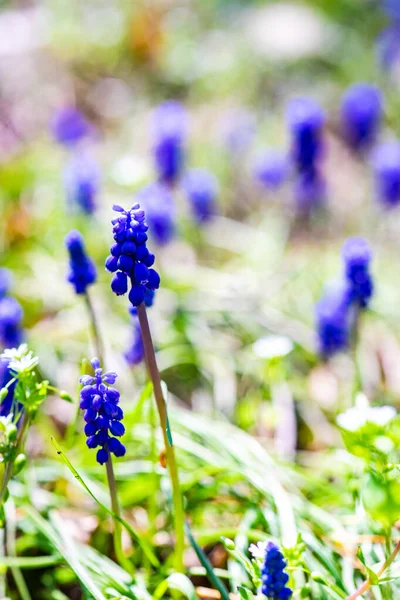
185,523,231,600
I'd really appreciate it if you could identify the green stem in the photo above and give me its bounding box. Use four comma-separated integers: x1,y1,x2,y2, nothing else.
0,412,30,507
137,302,185,572
105,457,132,573
84,291,105,365
345,540,400,600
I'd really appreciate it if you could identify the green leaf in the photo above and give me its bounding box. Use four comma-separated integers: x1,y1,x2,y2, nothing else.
153,573,197,600
185,522,231,600
25,507,107,600
51,437,160,568
238,586,255,600
366,566,379,585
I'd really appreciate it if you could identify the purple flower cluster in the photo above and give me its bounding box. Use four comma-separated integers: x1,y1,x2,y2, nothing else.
253,150,289,191
340,83,383,152
0,359,16,417
0,269,23,349
261,542,292,600
286,98,326,213
316,238,373,358
79,358,126,465
372,141,400,208
342,238,373,309
65,231,97,295
136,183,175,246
152,101,187,185
183,168,219,223
51,107,90,147
106,203,160,307
316,284,351,358
64,151,100,215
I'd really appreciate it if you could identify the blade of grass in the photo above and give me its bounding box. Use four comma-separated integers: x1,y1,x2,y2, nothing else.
185,523,231,600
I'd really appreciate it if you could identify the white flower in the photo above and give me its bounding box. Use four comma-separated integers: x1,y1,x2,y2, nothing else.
1,344,39,375
252,336,293,359
249,541,267,560
337,395,396,432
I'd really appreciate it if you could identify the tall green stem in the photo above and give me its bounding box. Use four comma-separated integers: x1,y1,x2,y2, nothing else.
84,291,105,365
137,302,185,572
105,457,132,573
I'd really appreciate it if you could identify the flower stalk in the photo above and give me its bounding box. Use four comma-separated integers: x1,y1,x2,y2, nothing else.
137,302,185,572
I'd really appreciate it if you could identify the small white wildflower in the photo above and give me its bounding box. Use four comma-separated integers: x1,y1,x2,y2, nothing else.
249,541,267,560
337,395,396,432
252,336,293,359
1,344,39,375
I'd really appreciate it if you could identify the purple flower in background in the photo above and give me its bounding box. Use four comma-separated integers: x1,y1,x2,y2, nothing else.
79,358,126,464
342,238,373,309
261,542,292,599
152,101,187,184
253,149,289,190
51,106,90,147
340,83,383,152
124,318,144,365
0,269,12,299
136,183,175,246
183,168,219,223
286,97,325,170
106,203,160,308
372,141,400,208
294,167,326,214
64,151,100,214
0,297,23,350
376,25,400,69
382,0,400,19
65,230,97,295
0,360,17,417
315,284,350,358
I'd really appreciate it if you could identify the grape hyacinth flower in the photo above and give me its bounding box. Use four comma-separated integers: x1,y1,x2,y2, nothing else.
342,238,373,309
286,97,326,214
106,203,160,308
51,106,90,147
261,542,292,599
65,230,97,295
136,183,175,245
79,358,126,464
340,83,383,152
286,97,325,170
0,270,23,349
152,100,187,185
315,286,350,358
0,269,12,299
372,141,400,208
183,168,219,223
221,108,256,155
376,24,400,70
253,150,289,190
124,318,144,365
64,151,100,214
0,359,17,417
382,0,400,19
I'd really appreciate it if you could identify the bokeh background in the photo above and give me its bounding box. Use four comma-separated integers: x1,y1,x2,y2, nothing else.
2,0,400,598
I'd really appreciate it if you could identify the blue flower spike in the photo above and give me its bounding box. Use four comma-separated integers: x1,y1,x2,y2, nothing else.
340,83,383,152
152,100,187,185
261,542,292,599
106,203,160,308
79,358,126,464
65,231,97,295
